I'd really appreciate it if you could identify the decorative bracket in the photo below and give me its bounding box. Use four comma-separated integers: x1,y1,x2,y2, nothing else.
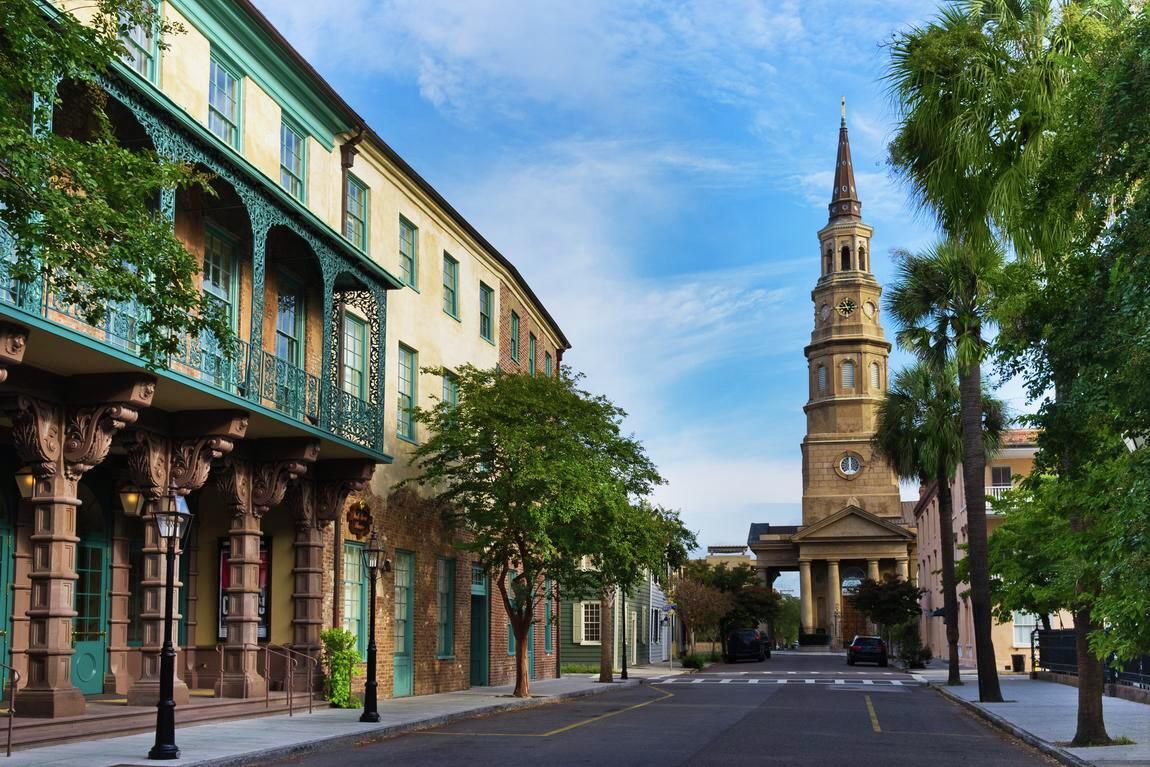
314,460,375,528
0,321,29,384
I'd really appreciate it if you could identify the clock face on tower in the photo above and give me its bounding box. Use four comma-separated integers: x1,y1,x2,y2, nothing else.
836,298,857,317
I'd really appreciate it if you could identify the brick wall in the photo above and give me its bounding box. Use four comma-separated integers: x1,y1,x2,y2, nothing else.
487,575,559,685
498,281,560,375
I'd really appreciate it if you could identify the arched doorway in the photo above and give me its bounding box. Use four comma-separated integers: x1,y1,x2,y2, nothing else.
72,484,111,695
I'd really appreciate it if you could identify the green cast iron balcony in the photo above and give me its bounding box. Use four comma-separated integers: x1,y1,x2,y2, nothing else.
1,270,385,456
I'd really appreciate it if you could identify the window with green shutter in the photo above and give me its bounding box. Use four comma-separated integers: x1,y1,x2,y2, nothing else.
442,254,459,318
479,282,494,343
399,217,418,287
437,558,455,657
544,351,553,377
344,175,369,251
397,344,417,442
528,333,537,376
342,542,367,657
279,121,306,200
208,56,241,149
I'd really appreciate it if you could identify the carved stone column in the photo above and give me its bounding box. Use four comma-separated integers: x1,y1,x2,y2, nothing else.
215,440,317,699
826,560,842,650
125,412,247,706
287,461,373,690
798,559,814,637
2,374,154,717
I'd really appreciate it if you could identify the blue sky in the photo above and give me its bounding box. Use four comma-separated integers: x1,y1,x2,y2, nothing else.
254,0,998,559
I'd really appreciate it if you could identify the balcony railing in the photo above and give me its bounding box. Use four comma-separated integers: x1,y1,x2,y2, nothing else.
988,484,1013,499
0,271,383,454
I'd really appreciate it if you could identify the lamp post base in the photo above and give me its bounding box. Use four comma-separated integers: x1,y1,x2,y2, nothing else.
148,744,180,760
359,711,380,723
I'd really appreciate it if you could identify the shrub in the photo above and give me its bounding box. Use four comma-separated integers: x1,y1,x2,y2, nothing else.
681,653,707,670
560,663,599,675
895,622,932,669
321,628,361,708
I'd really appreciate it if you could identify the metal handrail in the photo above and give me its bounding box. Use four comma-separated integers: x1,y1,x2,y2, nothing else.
215,643,298,716
0,662,21,757
277,646,318,715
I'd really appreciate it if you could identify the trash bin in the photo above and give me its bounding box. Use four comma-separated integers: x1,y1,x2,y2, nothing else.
1011,654,1025,673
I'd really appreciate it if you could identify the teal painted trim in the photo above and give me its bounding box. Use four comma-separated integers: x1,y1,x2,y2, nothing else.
343,541,368,657
167,0,347,150
104,60,403,292
436,557,455,658
0,304,393,463
479,282,494,343
441,253,459,320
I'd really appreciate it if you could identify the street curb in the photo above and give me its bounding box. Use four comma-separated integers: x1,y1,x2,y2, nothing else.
933,684,1093,767
184,680,642,767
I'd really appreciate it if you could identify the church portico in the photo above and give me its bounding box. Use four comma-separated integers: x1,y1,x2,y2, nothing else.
748,104,916,652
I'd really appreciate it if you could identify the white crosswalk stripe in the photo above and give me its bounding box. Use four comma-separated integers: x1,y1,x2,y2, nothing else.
651,677,924,687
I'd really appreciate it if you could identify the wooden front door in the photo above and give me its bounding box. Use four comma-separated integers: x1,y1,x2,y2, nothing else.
72,541,108,694
841,596,868,646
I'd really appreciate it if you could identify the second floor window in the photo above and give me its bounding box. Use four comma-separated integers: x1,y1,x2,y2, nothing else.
479,282,494,342
442,254,459,317
344,175,368,251
442,372,459,408
275,277,303,365
991,466,1013,488
544,351,553,377
279,121,306,200
341,313,367,399
202,227,236,327
528,333,537,376
510,311,520,361
208,57,241,149
399,218,417,287
397,344,417,441
120,2,158,81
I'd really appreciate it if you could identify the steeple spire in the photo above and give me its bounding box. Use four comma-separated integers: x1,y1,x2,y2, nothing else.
829,98,861,222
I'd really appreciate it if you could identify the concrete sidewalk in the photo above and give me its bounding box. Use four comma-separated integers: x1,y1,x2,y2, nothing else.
2,676,649,767
934,674,1150,766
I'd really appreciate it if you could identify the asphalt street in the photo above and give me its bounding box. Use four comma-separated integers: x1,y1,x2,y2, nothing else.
270,654,1053,767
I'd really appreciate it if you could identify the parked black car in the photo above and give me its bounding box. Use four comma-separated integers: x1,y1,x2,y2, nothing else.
846,635,888,666
724,629,770,663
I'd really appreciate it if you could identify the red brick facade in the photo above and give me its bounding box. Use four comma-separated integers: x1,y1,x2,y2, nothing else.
498,281,563,375
486,576,559,686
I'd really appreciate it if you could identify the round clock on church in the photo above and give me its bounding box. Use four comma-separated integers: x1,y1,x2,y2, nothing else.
836,298,856,317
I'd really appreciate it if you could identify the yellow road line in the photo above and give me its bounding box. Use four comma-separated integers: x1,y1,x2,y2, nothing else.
542,688,674,737
865,694,881,733
415,688,676,739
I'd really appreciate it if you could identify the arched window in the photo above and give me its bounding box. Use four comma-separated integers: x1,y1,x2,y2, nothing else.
842,360,855,389
840,245,851,271
824,248,833,275
858,246,867,271
817,365,827,393
870,362,880,390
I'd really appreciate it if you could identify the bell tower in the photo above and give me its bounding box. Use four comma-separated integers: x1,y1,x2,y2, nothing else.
801,102,902,525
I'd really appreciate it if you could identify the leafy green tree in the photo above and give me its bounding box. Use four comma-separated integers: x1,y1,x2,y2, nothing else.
680,561,779,644
672,578,731,656
886,238,1005,700
873,360,1004,685
0,0,229,365
406,365,662,697
773,594,800,648
851,576,924,649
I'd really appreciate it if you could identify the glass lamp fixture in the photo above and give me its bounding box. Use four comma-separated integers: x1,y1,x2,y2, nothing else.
153,494,192,543
15,467,35,499
119,485,146,517
362,531,385,573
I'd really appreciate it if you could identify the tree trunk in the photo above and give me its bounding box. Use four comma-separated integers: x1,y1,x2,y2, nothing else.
512,614,531,698
1072,604,1109,745
1040,614,1051,632
936,473,963,686
598,589,615,683
957,356,1003,702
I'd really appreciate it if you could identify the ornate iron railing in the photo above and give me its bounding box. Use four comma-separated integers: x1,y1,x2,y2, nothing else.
0,270,382,453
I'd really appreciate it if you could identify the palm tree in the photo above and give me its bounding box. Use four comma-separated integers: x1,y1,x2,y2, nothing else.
874,360,1005,686
887,238,1005,702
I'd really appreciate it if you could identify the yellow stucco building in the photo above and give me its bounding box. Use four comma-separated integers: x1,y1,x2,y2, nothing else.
748,110,916,650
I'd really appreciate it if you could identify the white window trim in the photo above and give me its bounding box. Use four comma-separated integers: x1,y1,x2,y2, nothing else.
575,600,602,646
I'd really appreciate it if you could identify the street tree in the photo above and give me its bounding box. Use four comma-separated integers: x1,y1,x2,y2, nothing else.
672,579,731,657
886,238,1005,701
406,365,662,697
851,576,924,649
0,0,230,365
873,360,1004,685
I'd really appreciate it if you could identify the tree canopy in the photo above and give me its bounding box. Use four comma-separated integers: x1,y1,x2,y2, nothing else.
0,0,229,364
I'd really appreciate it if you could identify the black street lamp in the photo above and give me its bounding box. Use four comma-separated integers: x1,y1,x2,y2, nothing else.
148,492,192,760
360,531,388,723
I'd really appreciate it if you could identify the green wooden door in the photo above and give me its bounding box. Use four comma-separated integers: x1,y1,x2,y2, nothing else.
392,551,413,698
468,566,488,687
528,623,535,680
71,541,108,694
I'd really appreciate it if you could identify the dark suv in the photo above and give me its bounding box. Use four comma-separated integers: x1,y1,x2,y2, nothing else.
723,629,770,663
846,635,888,666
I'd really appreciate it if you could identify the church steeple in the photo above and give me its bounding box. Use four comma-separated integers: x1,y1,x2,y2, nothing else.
828,98,861,222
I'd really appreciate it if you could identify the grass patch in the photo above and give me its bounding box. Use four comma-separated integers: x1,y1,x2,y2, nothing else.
560,663,599,675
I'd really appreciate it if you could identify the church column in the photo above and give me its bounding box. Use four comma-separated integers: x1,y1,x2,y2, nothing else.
826,560,842,650
798,560,814,636
896,557,910,582
867,559,880,582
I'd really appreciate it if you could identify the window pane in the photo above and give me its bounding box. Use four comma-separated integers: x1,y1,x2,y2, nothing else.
279,123,305,199
584,602,601,642
442,373,459,408
397,345,417,440
208,58,240,148
399,219,417,287
344,176,368,250
342,315,367,398
119,3,157,80
275,286,301,364
479,283,493,341
442,255,458,316
510,312,519,360
528,334,536,375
